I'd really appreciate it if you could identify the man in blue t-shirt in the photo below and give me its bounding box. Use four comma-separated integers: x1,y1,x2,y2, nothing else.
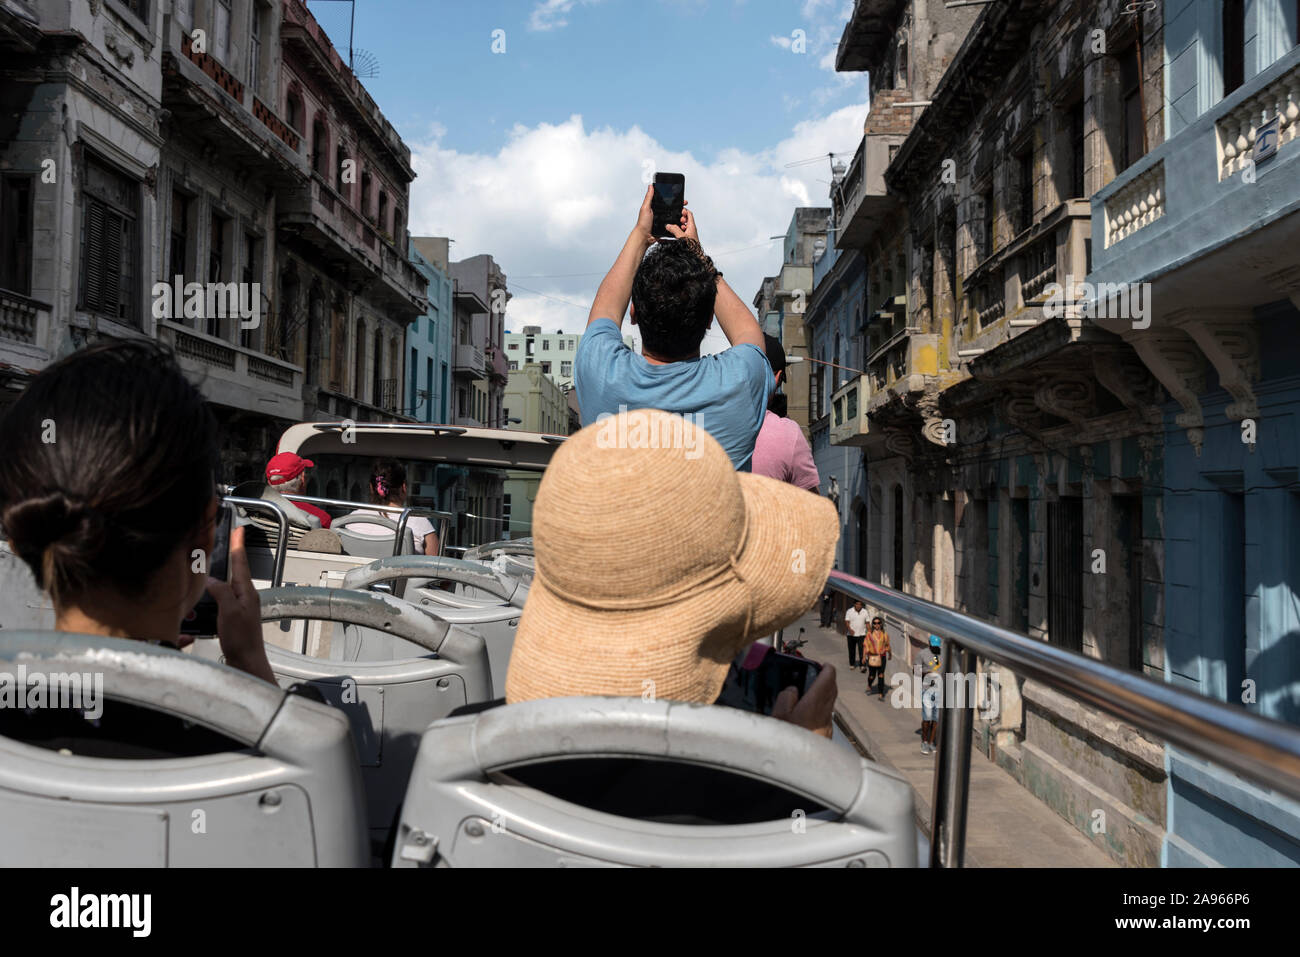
575,186,772,470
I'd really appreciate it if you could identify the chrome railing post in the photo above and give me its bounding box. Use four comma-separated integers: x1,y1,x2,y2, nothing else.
929,640,975,868
224,496,289,588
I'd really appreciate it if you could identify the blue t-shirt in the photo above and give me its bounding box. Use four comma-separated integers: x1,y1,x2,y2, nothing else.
575,319,773,470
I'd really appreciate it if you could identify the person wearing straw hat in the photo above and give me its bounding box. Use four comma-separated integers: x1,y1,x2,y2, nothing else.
505,407,841,737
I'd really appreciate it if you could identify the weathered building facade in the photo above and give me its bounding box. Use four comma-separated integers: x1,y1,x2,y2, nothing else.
1089,0,1300,865
0,0,425,487
829,0,1182,865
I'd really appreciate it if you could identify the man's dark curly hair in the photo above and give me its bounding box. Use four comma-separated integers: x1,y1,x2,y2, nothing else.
630,240,718,360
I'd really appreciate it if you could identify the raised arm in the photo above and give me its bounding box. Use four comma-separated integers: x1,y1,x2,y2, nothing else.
587,186,657,329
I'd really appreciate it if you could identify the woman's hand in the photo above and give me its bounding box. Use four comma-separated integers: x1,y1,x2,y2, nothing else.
206,525,276,685
771,662,837,739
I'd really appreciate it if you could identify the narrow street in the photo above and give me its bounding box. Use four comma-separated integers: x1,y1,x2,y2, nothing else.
787,610,1114,867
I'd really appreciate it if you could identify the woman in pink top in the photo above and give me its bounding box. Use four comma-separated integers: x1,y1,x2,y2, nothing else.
751,335,820,491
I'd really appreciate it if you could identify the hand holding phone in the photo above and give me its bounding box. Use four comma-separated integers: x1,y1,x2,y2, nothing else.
717,642,823,717
651,172,685,239
181,502,233,637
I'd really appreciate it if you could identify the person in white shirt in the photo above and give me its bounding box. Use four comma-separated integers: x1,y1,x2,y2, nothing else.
346,460,439,555
843,599,870,670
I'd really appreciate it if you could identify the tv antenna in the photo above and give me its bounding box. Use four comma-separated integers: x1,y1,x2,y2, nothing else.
311,0,379,76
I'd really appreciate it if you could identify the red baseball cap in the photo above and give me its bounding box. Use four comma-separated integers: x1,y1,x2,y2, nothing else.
266,452,314,484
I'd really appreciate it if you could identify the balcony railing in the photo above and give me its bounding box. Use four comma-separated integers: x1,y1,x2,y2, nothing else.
1104,161,1165,249
158,320,303,417
0,289,45,345
1091,47,1300,289
1218,57,1300,180
829,374,871,447
453,343,486,377
827,570,1300,867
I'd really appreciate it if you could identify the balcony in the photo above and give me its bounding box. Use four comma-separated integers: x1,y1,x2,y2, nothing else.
829,375,871,447
957,199,1091,352
160,27,306,181
1089,46,1300,317
834,130,904,250
0,289,47,347
278,174,427,318
486,342,508,382
866,333,940,415
158,320,304,420
453,343,485,379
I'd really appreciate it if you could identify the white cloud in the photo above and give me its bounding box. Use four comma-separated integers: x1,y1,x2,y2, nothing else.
770,34,793,50
407,106,865,355
528,0,602,32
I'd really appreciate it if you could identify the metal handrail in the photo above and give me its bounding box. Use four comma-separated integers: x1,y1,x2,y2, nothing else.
280,494,452,558
224,496,289,588
826,569,1300,867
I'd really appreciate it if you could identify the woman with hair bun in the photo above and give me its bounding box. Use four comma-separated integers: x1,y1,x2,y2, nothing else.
345,460,439,556
0,339,274,683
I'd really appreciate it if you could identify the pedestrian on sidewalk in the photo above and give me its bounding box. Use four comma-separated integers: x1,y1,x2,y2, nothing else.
915,634,943,754
844,599,869,669
863,617,891,699
819,590,834,628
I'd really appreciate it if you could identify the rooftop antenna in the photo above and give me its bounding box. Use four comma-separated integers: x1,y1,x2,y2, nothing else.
312,0,380,75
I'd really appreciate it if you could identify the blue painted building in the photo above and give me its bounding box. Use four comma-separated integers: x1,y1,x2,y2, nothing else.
1089,2,1300,865
805,227,869,573
408,236,454,424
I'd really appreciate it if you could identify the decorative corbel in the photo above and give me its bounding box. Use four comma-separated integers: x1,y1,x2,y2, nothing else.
1169,308,1258,422
1092,348,1164,425
1124,327,1206,456
1033,373,1096,428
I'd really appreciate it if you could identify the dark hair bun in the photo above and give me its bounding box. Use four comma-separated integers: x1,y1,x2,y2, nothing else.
3,491,110,592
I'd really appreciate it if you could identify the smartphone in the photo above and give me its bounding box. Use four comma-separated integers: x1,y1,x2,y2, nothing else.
716,646,822,716
651,172,685,239
180,502,233,637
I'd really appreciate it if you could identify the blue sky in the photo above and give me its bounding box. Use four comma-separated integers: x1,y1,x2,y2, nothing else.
308,0,870,350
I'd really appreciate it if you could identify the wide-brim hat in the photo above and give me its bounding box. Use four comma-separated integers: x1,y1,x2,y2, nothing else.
505,407,839,705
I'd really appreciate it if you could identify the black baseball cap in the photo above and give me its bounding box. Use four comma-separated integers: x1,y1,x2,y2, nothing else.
763,334,787,376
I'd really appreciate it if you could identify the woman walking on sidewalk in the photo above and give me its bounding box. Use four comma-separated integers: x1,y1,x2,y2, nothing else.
863,617,891,700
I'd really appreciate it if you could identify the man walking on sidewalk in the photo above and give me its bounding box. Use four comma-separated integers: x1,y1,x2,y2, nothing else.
844,599,869,670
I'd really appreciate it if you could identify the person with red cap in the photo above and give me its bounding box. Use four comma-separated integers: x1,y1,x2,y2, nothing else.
264,452,331,528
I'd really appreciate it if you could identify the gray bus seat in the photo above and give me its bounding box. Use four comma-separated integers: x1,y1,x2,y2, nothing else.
231,481,318,553
332,513,415,559
463,539,533,560
226,587,492,845
0,631,368,866
342,555,527,605
391,696,917,868
342,557,526,697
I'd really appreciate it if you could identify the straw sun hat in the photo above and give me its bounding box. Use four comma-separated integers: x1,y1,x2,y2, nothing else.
505,407,840,705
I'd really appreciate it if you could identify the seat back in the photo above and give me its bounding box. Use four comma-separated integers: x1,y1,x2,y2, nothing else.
0,631,368,866
240,587,491,844
332,513,414,559
231,482,318,555
391,696,917,868
342,556,525,697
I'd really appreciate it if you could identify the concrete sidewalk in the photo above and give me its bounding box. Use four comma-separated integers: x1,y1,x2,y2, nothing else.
785,610,1114,867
